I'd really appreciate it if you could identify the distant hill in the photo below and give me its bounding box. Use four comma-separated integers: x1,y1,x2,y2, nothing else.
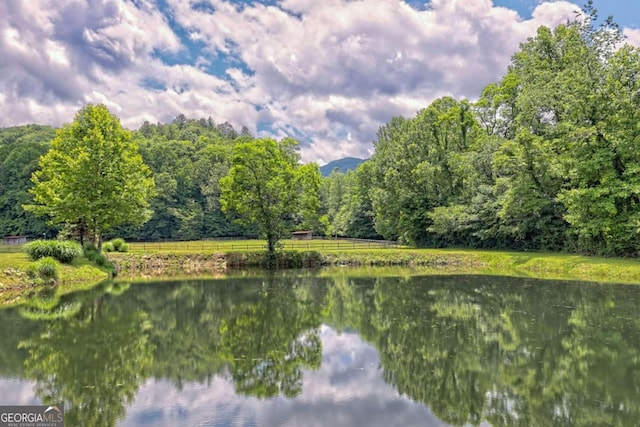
320,157,365,176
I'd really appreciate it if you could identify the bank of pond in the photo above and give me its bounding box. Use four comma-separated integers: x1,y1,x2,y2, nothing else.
1,272,640,426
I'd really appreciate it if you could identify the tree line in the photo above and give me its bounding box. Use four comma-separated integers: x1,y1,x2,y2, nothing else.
2,5,640,256
323,6,640,256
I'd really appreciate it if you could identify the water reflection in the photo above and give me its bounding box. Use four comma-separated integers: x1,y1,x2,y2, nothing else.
0,274,639,426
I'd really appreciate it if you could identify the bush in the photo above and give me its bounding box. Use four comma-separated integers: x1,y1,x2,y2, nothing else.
83,243,115,272
103,238,128,253
26,257,59,285
24,240,82,264
36,257,59,280
83,242,99,258
111,238,125,251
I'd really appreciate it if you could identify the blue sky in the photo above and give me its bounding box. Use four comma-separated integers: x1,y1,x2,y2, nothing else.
1,0,638,163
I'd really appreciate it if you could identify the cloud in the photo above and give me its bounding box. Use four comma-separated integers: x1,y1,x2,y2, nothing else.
0,0,618,162
165,0,581,161
625,28,640,47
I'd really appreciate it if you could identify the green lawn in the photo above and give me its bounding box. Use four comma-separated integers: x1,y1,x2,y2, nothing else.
0,251,108,306
126,239,398,253
120,239,640,284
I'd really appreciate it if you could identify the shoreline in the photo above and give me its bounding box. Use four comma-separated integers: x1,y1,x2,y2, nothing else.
106,249,640,284
2,247,640,307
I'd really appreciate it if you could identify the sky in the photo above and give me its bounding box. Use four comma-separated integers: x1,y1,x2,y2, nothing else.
1,0,639,164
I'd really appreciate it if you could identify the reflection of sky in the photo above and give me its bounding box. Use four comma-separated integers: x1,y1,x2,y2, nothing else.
0,324,453,426
121,324,448,427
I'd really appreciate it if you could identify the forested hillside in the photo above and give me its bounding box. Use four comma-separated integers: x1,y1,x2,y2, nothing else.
319,157,365,176
2,12,640,256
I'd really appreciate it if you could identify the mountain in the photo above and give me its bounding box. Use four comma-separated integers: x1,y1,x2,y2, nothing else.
320,157,366,177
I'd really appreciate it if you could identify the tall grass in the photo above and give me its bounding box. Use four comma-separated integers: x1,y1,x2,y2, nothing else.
26,256,59,285
24,240,83,264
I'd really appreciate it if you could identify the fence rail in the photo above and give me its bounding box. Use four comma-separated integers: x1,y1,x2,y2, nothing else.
127,239,399,252
0,238,400,254
0,245,24,253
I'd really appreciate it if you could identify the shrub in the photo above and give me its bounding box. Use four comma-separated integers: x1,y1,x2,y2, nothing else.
111,238,126,251
26,257,59,285
83,242,99,258
103,238,128,253
83,243,115,272
24,240,82,264
36,257,59,280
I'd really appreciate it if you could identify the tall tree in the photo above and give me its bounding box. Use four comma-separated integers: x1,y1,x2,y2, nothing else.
220,138,321,253
25,104,155,248
370,98,479,245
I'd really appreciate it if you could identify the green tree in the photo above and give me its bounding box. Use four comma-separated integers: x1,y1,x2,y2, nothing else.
220,138,321,253
24,104,155,248
370,98,479,245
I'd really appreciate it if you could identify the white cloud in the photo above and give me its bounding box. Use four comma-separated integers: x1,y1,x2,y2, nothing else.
1,0,630,162
625,28,640,47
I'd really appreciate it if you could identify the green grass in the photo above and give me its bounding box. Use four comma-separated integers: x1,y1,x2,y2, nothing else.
126,239,398,253
116,240,640,284
0,251,109,307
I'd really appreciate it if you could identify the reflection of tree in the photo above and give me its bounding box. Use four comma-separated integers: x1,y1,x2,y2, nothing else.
326,275,640,427
538,287,640,427
220,275,323,398
19,302,153,427
6,271,640,426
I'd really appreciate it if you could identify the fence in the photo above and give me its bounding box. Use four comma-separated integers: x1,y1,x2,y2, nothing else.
0,238,400,254
0,244,24,253
127,238,399,252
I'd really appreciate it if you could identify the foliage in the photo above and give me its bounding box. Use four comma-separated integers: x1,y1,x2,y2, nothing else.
24,104,155,248
220,138,322,253
0,125,57,237
103,238,128,253
320,162,379,239
26,257,59,284
24,239,82,263
369,97,479,246
82,243,114,271
356,6,640,256
116,116,251,241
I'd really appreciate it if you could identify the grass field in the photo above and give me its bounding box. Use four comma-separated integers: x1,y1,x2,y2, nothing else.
113,239,640,284
126,238,399,253
0,250,108,306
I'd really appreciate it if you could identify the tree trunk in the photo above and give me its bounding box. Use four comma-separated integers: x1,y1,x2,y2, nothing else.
267,235,276,254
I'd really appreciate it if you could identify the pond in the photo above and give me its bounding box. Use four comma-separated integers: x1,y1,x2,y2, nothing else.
1,272,640,426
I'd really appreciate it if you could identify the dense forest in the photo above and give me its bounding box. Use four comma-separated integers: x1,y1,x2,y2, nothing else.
2,11,640,256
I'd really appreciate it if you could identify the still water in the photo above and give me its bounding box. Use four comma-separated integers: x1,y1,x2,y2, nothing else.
1,273,640,426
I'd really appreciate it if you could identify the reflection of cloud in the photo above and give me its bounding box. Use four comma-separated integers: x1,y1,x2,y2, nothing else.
0,379,40,405
1,325,480,426
117,325,447,427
